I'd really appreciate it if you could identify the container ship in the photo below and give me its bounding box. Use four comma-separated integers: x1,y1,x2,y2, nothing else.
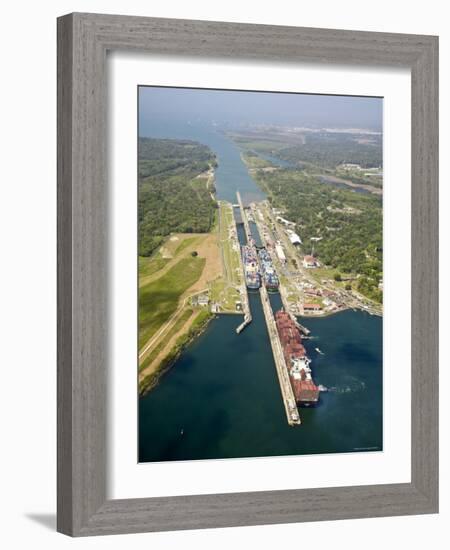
242,243,261,290
258,248,279,292
275,310,320,405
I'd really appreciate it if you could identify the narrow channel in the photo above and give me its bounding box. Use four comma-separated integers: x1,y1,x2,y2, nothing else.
139,122,382,463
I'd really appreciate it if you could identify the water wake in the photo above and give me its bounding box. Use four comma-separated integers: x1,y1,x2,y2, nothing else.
322,380,366,394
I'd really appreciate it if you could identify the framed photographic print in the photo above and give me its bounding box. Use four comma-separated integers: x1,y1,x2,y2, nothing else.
57,13,438,536
136,86,384,462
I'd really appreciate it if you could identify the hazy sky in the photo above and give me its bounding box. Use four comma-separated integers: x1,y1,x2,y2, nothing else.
139,86,382,130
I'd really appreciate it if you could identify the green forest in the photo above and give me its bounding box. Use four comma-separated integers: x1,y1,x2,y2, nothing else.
232,131,382,171
254,169,383,302
275,133,382,169
139,138,218,256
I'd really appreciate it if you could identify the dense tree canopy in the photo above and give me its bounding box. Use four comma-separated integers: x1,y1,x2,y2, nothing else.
254,169,383,303
276,132,382,169
139,138,218,256
232,131,382,175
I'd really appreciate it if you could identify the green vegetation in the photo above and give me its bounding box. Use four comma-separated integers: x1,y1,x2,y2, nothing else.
210,278,240,311
174,236,200,255
232,131,381,170
211,201,243,312
139,255,206,348
275,133,382,170
254,168,383,303
336,166,383,188
140,309,213,395
138,254,169,278
357,277,382,303
139,307,194,373
231,137,287,153
139,137,217,178
139,138,218,256
220,206,240,283
188,308,212,334
279,272,299,303
241,151,273,169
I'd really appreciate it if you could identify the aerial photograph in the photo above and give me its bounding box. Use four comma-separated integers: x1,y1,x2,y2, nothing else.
138,86,383,463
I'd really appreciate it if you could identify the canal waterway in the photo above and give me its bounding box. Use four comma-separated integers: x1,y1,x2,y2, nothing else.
139,118,266,204
139,120,383,463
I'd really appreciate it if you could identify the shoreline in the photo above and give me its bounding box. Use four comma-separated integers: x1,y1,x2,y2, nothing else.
139,311,215,396
139,299,252,396
241,162,383,311
139,164,222,396
299,305,382,319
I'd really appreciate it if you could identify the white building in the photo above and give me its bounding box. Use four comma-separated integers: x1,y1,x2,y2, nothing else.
196,294,209,306
338,163,361,170
286,229,302,245
303,255,319,268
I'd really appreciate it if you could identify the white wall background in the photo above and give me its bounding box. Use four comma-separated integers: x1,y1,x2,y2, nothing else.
0,0,447,547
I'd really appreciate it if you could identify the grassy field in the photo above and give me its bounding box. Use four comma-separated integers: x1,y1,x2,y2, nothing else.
228,136,287,152
139,308,212,395
138,234,201,282
175,236,200,255
139,307,194,373
139,255,206,349
277,272,299,303
240,152,273,170
139,233,212,289
306,265,356,290
214,202,243,312
210,278,240,311
138,225,222,393
138,254,169,278
138,199,245,393
219,202,242,287
139,138,217,257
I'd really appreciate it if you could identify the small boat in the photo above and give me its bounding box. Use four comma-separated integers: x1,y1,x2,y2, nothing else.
315,347,324,355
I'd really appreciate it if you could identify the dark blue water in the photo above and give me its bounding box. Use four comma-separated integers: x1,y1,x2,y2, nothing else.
139,114,383,463
139,308,382,462
139,117,266,204
236,222,246,245
249,221,263,247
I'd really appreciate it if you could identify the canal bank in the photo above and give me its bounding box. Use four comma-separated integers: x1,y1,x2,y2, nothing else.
139,121,382,463
139,117,267,204
139,307,382,462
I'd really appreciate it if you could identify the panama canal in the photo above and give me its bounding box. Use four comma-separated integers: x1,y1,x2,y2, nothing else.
138,119,382,463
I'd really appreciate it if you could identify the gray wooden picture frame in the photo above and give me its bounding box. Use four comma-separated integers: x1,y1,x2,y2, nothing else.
57,12,439,537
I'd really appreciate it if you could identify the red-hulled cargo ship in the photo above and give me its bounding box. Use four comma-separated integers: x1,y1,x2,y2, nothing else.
275,310,320,405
